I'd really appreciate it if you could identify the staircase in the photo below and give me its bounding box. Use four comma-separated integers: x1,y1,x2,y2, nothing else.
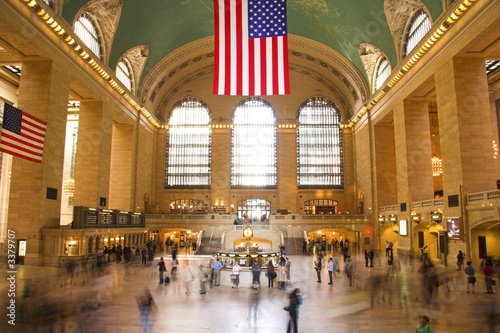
196,237,222,255
282,238,305,255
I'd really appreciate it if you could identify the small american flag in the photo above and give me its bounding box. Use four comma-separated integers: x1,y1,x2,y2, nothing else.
0,102,46,163
213,0,290,96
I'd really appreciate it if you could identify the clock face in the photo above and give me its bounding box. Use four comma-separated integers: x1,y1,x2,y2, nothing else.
243,227,253,238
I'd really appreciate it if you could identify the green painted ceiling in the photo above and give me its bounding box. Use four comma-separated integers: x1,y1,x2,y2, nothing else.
61,0,443,87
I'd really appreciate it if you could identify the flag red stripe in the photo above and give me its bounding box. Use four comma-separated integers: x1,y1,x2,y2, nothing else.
0,139,43,157
260,38,266,95
283,35,290,94
224,0,231,95
248,38,255,96
21,125,45,141
22,111,47,126
213,0,220,94
272,37,279,95
0,147,41,163
20,129,45,145
1,132,43,151
236,0,243,95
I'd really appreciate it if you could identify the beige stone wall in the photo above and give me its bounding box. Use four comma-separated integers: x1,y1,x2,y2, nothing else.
354,124,373,214
8,60,70,265
74,100,113,208
109,124,135,210
374,122,397,207
135,123,155,212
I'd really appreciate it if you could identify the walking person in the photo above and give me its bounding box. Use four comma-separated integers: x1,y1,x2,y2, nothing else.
285,288,302,333
232,261,242,289
171,258,179,276
278,261,288,290
484,261,494,294
314,258,322,283
364,250,369,267
183,264,195,295
285,257,291,282
457,250,465,271
327,257,334,285
158,257,167,284
199,264,208,294
464,261,476,293
345,256,354,287
267,260,275,288
136,288,157,333
213,258,223,286
247,279,261,320
415,315,435,333
251,260,262,284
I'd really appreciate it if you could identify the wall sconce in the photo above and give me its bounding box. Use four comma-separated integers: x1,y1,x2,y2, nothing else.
411,212,421,223
388,214,397,223
430,211,442,222
378,215,386,223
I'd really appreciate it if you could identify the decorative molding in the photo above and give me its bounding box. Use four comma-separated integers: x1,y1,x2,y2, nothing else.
81,0,124,65
384,0,425,61
140,35,367,119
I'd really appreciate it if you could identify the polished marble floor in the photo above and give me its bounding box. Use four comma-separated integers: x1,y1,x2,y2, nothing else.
0,251,499,332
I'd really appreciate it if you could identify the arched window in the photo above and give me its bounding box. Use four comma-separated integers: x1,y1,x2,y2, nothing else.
297,97,343,188
374,57,390,91
231,98,277,188
74,13,102,59
237,199,271,221
116,60,132,92
165,98,211,188
169,199,207,214
404,10,431,57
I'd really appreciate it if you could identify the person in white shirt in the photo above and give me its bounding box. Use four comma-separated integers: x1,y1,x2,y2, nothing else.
327,257,334,285
232,262,242,289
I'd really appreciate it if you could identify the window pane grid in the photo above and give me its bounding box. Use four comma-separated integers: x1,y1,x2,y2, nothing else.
405,10,431,57
375,58,390,91
116,61,132,91
232,98,277,188
165,99,211,188
74,13,102,60
297,97,343,188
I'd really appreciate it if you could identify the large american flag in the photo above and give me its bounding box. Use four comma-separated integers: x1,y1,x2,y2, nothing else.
213,0,290,96
0,102,46,163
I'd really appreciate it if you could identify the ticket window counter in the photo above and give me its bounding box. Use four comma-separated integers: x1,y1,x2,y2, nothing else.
16,239,27,265
64,238,80,256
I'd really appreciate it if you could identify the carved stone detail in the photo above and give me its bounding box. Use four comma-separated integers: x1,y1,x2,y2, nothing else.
120,44,149,95
356,43,387,94
81,0,124,65
384,0,425,61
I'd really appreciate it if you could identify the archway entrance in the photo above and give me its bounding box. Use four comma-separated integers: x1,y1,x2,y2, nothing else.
470,220,500,266
413,222,445,262
306,228,361,256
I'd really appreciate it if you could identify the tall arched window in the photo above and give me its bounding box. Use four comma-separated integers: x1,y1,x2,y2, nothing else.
404,10,431,57
165,98,211,188
74,13,102,59
232,98,277,188
374,57,390,91
297,97,343,188
116,60,132,92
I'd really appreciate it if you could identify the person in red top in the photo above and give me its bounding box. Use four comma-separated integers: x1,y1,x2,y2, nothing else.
483,261,494,294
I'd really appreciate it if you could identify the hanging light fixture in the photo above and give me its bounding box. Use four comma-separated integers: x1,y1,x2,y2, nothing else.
430,111,443,176
432,156,443,176
63,178,75,197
